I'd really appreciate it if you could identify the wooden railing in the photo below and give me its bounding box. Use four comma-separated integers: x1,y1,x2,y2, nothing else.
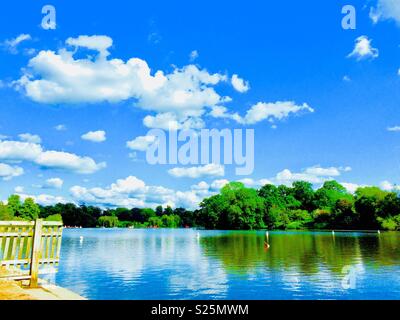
0,219,63,287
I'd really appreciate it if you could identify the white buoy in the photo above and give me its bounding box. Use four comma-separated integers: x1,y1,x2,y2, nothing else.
377,230,381,234
196,232,200,239
79,236,84,243
332,230,335,235
265,231,269,241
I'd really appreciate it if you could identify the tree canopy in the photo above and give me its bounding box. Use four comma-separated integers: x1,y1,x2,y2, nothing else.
1,180,400,231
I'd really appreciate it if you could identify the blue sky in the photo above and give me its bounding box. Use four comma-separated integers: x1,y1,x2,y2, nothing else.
0,0,400,209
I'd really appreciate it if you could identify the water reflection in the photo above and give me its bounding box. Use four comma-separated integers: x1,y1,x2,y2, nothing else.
48,229,400,300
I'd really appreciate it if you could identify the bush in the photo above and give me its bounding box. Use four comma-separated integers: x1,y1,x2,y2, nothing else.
45,214,63,222
98,216,119,228
378,216,400,231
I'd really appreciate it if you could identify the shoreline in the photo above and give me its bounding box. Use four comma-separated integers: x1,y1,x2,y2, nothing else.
0,269,86,300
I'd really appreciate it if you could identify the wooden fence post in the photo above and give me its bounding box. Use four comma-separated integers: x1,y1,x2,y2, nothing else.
29,219,43,288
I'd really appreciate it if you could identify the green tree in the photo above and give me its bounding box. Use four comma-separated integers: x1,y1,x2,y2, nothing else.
355,187,389,229
148,216,163,227
199,194,228,229
0,201,13,220
200,182,265,230
7,195,22,216
98,215,119,228
332,198,357,228
155,205,163,217
292,181,316,211
45,214,63,222
19,198,40,220
164,206,174,216
314,181,352,210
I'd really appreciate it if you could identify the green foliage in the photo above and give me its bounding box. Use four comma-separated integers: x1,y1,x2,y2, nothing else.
18,198,40,220
98,215,119,228
199,182,265,230
148,216,163,227
7,195,22,216
2,179,400,231
0,201,13,220
45,214,63,222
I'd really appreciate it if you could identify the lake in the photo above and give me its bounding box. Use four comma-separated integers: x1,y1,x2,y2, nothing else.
45,229,400,300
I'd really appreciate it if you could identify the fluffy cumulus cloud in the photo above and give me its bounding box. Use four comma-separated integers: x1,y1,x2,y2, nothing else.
210,101,314,125
2,33,31,54
274,165,351,185
17,193,67,206
380,180,400,191
70,176,195,208
0,163,24,180
370,0,400,24
231,74,250,93
18,133,42,144
14,35,314,130
238,178,273,188
347,36,379,60
168,164,225,179
14,35,229,118
126,135,156,151
69,176,229,209
340,182,361,194
44,177,64,189
0,140,105,174
143,112,205,130
81,130,106,143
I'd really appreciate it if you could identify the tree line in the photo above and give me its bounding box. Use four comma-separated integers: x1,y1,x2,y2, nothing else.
1,180,400,230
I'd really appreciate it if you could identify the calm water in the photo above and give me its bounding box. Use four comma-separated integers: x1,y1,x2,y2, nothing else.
45,229,400,300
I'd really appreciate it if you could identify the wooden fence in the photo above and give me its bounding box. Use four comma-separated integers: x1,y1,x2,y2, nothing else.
0,219,63,287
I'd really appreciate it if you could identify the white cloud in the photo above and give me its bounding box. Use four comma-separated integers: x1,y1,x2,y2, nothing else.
210,179,230,190
343,75,351,82
66,35,113,58
0,140,105,174
143,112,205,130
231,74,250,93
126,135,156,151
35,151,106,174
14,186,24,193
347,36,379,60
232,101,314,124
69,175,215,209
238,178,273,187
340,182,364,194
17,193,67,206
0,163,24,181
14,35,314,131
274,165,350,185
45,178,64,189
380,180,400,191
370,0,400,24
54,124,67,131
18,133,42,144
2,34,31,54
189,50,199,62
81,130,106,143
387,126,400,132
168,164,225,179
14,35,229,119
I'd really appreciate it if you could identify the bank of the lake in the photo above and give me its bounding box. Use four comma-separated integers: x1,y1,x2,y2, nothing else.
0,269,85,300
